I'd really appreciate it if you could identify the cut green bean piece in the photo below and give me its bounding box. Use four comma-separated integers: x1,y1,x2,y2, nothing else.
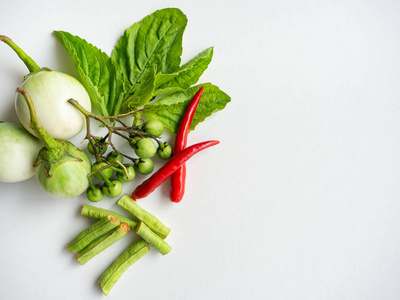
99,239,150,296
135,222,171,255
67,215,120,253
81,204,138,230
117,194,170,238
77,223,131,265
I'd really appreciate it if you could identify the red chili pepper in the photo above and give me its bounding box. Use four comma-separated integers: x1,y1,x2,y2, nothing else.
170,87,204,203
131,140,219,200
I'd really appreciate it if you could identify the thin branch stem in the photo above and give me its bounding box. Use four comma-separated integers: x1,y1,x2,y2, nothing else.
68,99,163,165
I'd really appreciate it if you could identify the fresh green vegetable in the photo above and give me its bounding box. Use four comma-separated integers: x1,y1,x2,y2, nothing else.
86,185,104,202
77,223,130,265
157,143,172,160
0,122,42,183
135,222,171,255
101,180,123,198
91,161,113,180
129,136,142,148
99,239,149,296
116,164,135,182
107,151,124,164
67,215,120,253
17,88,91,199
81,205,138,230
134,158,154,175
117,194,170,238
133,138,157,159
143,119,164,136
0,35,91,140
54,8,230,132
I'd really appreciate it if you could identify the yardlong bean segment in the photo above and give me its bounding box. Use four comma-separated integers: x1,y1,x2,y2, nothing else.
67,215,120,253
135,222,171,255
81,204,138,230
117,194,170,238
77,223,130,265
99,239,150,296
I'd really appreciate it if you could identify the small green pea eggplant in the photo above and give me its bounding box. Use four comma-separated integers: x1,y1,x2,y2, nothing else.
17,88,91,199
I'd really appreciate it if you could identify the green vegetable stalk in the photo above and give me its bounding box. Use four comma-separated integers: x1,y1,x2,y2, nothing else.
67,215,120,253
117,194,170,238
135,222,171,255
99,239,150,296
77,223,130,265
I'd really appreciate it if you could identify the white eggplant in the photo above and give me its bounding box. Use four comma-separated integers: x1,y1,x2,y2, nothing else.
1,35,91,140
0,122,42,182
17,88,91,199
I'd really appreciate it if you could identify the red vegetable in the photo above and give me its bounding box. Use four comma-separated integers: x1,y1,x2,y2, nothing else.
170,87,204,203
131,140,219,200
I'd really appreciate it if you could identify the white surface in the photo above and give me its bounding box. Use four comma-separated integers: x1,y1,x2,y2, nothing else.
1,0,400,299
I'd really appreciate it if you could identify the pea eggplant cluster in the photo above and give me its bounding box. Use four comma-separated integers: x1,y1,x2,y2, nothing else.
72,103,173,202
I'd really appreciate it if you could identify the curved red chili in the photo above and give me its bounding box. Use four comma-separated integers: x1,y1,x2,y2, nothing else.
170,87,204,203
132,140,219,200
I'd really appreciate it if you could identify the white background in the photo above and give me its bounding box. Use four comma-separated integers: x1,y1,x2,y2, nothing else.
1,0,400,299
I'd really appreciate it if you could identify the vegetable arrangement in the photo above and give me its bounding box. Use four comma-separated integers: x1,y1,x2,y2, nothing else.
0,7,230,296
72,195,171,295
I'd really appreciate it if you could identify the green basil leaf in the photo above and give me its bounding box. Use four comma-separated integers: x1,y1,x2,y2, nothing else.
153,47,213,96
144,83,231,133
54,31,124,116
111,8,187,94
122,65,156,112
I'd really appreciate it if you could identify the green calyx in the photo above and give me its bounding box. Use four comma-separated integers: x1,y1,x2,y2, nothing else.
35,140,85,178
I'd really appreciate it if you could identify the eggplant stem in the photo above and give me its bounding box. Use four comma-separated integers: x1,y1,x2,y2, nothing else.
0,35,41,73
16,88,59,150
